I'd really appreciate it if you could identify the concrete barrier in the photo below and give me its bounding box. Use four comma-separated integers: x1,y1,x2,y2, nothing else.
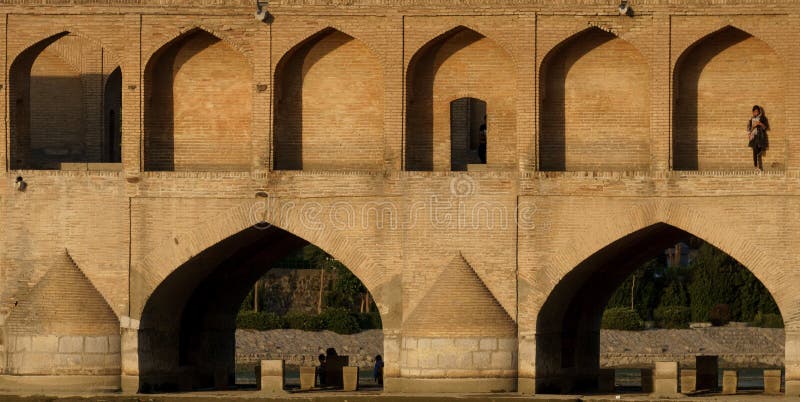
343,366,359,391
300,366,316,390
680,368,696,394
764,369,782,394
259,360,285,393
722,370,738,395
652,362,679,396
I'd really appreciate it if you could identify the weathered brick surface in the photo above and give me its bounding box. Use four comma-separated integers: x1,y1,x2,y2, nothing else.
1,0,800,395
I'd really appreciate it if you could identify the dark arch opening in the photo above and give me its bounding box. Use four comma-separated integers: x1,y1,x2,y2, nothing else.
138,225,384,393
450,97,487,171
104,67,122,163
535,223,783,394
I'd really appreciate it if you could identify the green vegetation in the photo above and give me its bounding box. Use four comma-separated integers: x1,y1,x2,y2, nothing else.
603,241,781,330
237,245,381,334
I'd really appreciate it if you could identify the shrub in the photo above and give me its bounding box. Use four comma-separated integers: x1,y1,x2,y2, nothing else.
601,307,643,330
357,312,382,330
236,311,286,330
654,305,691,329
709,304,731,326
284,312,326,331
319,308,361,334
751,312,784,328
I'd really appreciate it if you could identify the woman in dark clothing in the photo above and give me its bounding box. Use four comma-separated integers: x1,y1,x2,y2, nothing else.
748,105,768,171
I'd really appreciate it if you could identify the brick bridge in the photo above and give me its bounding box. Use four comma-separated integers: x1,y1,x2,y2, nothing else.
0,0,799,396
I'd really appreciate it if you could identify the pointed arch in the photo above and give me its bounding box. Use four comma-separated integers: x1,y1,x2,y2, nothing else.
672,25,785,171
9,31,116,169
538,27,650,172
273,27,384,171
405,26,517,171
143,28,253,171
133,199,391,392
530,209,789,393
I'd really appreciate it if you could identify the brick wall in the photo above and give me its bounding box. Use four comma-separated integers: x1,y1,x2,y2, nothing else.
540,28,651,171
144,30,252,171
274,30,384,171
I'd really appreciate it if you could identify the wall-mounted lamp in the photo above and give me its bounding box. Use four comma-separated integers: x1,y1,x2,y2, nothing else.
618,0,633,16
14,176,26,192
255,0,272,23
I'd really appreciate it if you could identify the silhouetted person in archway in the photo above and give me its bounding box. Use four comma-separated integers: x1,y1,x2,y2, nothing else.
373,354,384,386
317,353,327,386
748,105,769,172
478,116,487,164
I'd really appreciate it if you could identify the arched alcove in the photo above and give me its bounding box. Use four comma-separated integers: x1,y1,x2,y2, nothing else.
9,32,119,169
405,27,516,171
273,29,384,171
539,28,650,171
673,27,784,171
534,223,784,394
144,29,252,171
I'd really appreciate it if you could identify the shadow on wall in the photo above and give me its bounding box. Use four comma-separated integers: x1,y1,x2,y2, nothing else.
9,32,122,169
673,26,784,171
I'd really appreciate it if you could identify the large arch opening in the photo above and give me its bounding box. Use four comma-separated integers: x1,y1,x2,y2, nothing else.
535,223,784,394
673,27,784,171
539,28,650,171
137,225,384,393
143,29,252,172
9,32,122,169
273,29,384,171
405,27,516,171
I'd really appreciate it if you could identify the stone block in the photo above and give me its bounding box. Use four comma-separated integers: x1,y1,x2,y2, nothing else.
479,338,497,351
472,351,491,368
490,351,513,369
259,360,285,393
431,338,452,349
722,370,737,395
454,338,478,350
299,366,315,390
84,336,108,354
343,366,358,391
680,368,697,393
597,368,615,393
403,338,417,350
417,338,431,349
15,336,31,352
653,362,679,396
31,335,58,353
498,338,516,351
764,369,781,394
58,337,84,354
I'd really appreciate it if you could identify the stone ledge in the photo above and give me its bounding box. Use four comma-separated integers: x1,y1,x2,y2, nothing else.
0,375,120,393
384,377,516,393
